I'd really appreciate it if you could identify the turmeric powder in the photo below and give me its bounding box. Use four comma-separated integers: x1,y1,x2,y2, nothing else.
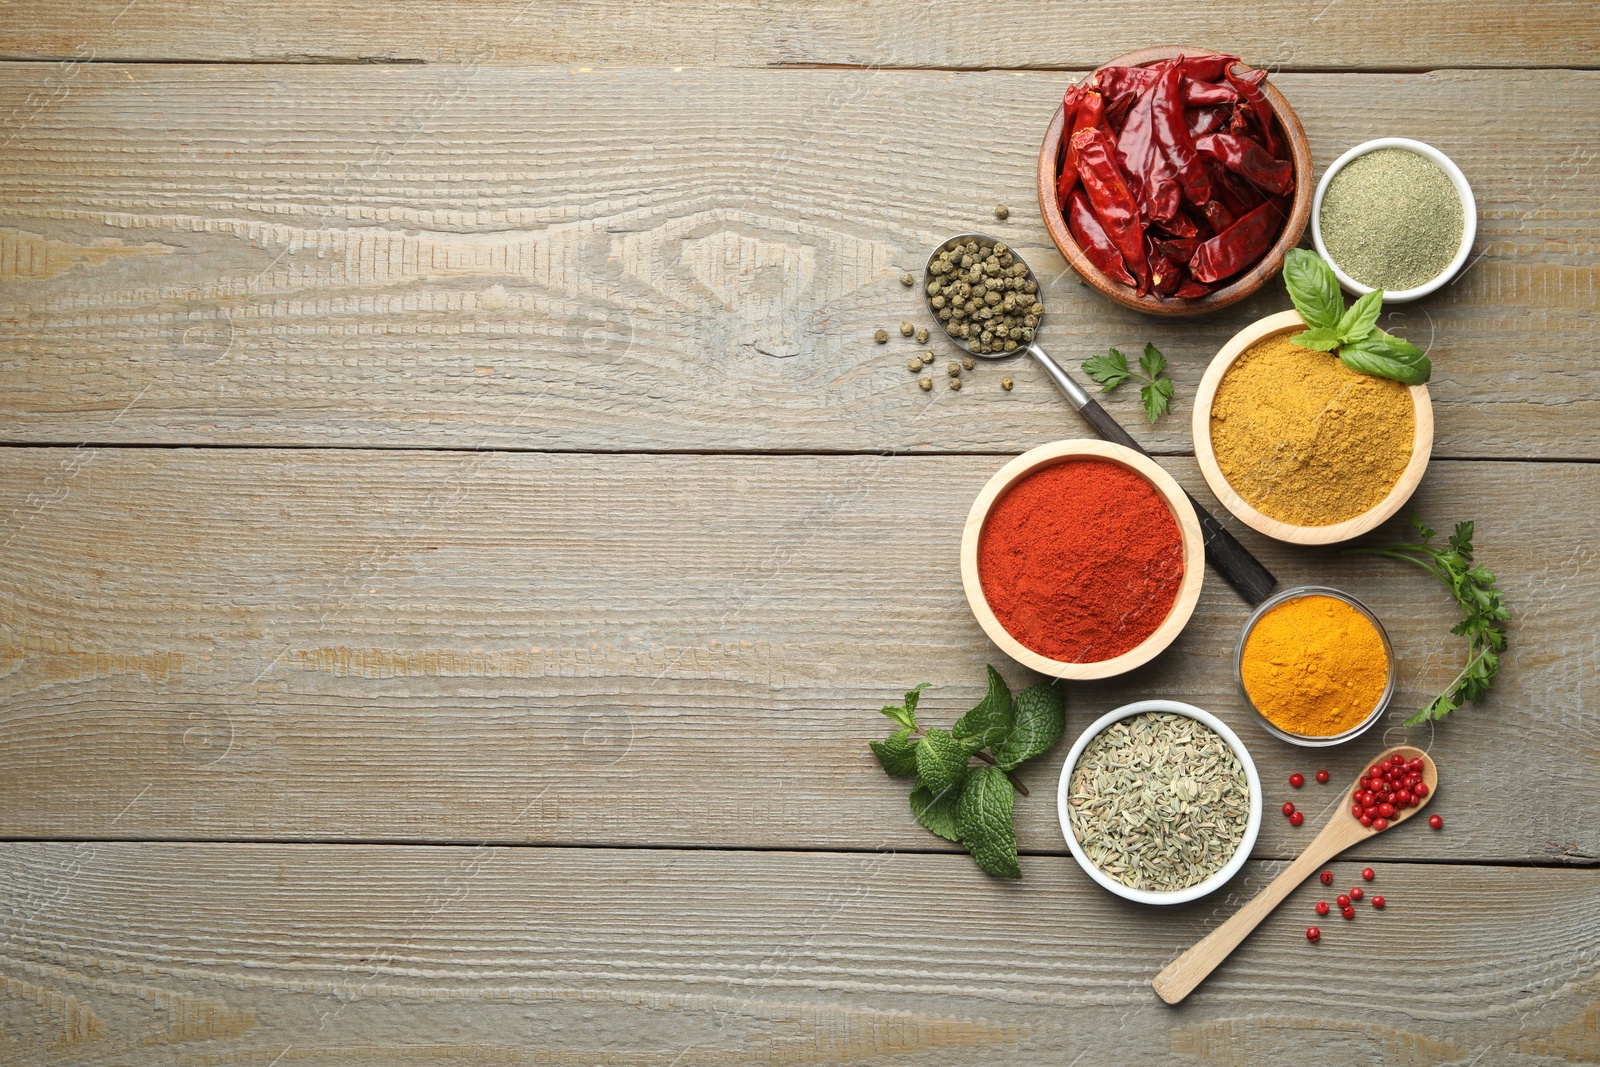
1241,594,1390,737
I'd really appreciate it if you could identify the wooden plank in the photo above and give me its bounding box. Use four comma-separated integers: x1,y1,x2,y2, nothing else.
1,843,1596,1065
1,448,1592,864
2,0,1597,69
0,66,1595,459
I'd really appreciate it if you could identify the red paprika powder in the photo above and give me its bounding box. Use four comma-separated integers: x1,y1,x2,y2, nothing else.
978,458,1184,663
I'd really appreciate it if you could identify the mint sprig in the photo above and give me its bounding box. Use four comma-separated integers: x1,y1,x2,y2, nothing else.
1281,249,1431,385
1082,343,1174,424
868,666,1066,879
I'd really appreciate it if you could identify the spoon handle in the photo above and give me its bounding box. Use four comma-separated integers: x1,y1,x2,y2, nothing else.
1151,814,1364,1005
1026,343,1278,605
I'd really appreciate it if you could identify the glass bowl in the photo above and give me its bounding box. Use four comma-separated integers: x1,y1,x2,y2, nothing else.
1234,585,1396,747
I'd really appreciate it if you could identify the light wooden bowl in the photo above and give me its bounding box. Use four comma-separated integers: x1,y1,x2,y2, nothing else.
959,439,1204,680
1036,46,1313,316
1191,310,1434,544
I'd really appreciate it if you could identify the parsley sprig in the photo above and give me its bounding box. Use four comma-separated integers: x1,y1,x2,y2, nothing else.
869,667,1065,879
1082,342,1175,423
1346,514,1508,725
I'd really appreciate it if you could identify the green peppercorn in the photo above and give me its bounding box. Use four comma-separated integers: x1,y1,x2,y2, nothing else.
921,351,934,365
915,326,929,344
950,377,962,391
947,362,961,377
919,376,932,391
899,321,914,337
1001,376,1014,391
874,328,888,343
907,357,923,372
900,272,914,287
962,356,975,370
994,205,1010,220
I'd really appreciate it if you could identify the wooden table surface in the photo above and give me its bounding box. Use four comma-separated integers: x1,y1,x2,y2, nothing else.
2,4,1597,1064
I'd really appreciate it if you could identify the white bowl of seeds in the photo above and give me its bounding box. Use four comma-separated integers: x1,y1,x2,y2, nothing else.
1057,700,1261,905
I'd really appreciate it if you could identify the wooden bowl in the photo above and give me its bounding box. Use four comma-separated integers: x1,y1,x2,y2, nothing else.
1191,310,1434,544
959,439,1204,680
1036,46,1313,316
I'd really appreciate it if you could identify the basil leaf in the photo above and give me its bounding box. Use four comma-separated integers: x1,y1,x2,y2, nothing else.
1082,348,1133,392
1340,329,1432,385
1282,248,1343,331
1289,327,1343,352
1336,288,1384,344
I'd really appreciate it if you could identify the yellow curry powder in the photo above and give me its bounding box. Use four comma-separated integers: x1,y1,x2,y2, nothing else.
1241,594,1389,737
1210,335,1414,526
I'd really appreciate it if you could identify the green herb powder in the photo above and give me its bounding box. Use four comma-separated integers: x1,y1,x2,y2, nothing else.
1319,148,1464,292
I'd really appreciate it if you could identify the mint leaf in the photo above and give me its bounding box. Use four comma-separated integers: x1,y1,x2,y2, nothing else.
1340,329,1431,385
1282,248,1342,331
956,766,1020,879
902,682,929,723
951,664,1013,749
993,682,1066,771
915,727,973,801
870,727,920,777
1141,374,1174,424
879,703,915,730
1139,342,1166,381
1082,348,1133,392
1289,326,1342,353
1337,288,1383,344
910,784,961,842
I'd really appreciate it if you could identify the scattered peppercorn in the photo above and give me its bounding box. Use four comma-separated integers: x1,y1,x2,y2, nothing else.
1349,886,1364,900
1372,895,1386,908
915,326,930,344
874,328,888,344
948,362,962,377
994,204,1010,220
949,378,962,391
1361,868,1375,881
1315,770,1330,783
1336,894,1350,908
962,356,976,371
1306,926,1320,942
1341,905,1356,919
1001,376,1014,391
899,321,914,337
900,272,915,287
1315,901,1329,916
1289,773,1304,788
907,358,923,372
1428,814,1443,829
919,376,933,391
921,351,934,366
1289,810,1304,826
1320,870,1333,885
1282,802,1295,817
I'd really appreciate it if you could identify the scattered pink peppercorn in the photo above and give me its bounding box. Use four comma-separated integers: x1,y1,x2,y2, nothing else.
1341,905,1356,919
1336,894,1351,908
1428,814,1443,829
1282,801,1296,816
1372,896,1385,909
1315,900,1330,916
1349,886,1364,901
1361,868,1375,881
1289,810,1304,826
1320,870,1333,885
1289,773,1304,788
1307,926,1321,942
1315,769,1330,783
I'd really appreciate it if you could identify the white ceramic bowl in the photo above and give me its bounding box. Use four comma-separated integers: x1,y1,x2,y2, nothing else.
1311,136,1476,303
1057,700,1262,905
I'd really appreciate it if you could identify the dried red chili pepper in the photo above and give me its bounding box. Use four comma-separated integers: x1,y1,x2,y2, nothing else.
1071,126,1150,293
1225,66,1279,157
1147,238,1182,298
1177,53,1240,84
1174,277,1215,299
1189,200,1280,282
1067,189,1137,287
1057,88,1109,205
1091,65,1157,102
1055,84,1087,205
1151,210,1199,239
1155,236,1199,264
1195,132,1295,195
1209,160,1266,215
1181,76,1239,106
1186,105,1230,139
1151,59,1211,207
1200,198,1235,233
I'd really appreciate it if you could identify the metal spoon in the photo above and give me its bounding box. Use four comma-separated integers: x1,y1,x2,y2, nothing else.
923,233,1276,605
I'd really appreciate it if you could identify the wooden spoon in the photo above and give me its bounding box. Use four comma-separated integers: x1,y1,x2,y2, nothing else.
1151,744,1438,1005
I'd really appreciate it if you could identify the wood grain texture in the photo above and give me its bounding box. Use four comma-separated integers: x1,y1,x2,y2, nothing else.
2,0,1597,69
0,66,1595,457
2,448,1593,863
1,843,1596,1067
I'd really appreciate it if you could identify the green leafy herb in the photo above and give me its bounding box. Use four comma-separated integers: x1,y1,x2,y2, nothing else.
1281,248,1432,385
867,671,1066,878
1345,514,1509,724
1082,343,1175,424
